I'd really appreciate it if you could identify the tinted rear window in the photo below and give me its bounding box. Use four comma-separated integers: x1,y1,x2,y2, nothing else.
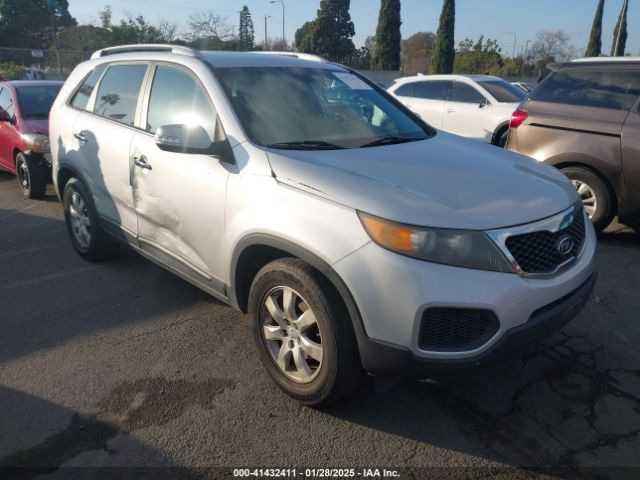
531,68,640,111
70,65,106,110
415,81,449,100
477,80,526,103
394,82,416,97
93,64,147,126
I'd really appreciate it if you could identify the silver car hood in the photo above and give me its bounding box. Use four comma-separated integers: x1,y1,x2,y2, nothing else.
266,131,578,230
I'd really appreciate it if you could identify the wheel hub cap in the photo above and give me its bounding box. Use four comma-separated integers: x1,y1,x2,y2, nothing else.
571,179,597,219
68,191,91,249
260,286,323,384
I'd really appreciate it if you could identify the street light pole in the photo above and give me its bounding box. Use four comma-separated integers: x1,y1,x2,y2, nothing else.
270,0,285,50
47,0,63,77
506,32,517,58
264,15,271,50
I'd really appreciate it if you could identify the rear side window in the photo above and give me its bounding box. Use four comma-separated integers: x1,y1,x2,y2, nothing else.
415,81,449,100
146,66,217,137
450,82,485,103
70,65,106,110
532,68,640,111
93,64,148,126
0,87,14,118
394,82,416,97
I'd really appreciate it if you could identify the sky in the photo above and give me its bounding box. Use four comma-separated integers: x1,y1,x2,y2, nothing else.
68,0,639,57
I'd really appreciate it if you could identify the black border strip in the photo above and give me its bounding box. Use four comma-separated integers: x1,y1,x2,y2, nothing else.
529,122,621,138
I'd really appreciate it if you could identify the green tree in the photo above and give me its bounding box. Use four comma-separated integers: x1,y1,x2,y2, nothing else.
0,0,76,49
239,5,255,50
431,0,455,74
586,0,605,57
295,21,314,50
611,0,628,56
298,0,355,61
453,36,503,75
108,14,163,45
371,0,401,70
401,32,436,75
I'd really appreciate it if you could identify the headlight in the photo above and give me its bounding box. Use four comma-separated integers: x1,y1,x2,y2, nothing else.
358,212,514,273
21,133,50,153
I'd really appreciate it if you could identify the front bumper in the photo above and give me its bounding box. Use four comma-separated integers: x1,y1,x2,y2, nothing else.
333,217,597,374
356,272,596,376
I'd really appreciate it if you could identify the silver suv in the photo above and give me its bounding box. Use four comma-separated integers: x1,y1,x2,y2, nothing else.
50,45,597,405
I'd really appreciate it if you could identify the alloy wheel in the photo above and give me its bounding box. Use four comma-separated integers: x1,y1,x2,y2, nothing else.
17,161,30,190
259,286,323,384
571,179,597,219
68,191,91,248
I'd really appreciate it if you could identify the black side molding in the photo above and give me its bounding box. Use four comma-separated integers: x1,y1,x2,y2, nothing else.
530,123,621,138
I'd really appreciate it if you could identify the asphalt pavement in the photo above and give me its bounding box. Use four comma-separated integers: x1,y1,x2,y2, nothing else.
0,171,639,480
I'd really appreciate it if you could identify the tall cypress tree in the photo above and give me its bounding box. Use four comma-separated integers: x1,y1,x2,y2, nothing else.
611,0,628,56
300,0,355,61
239,5,255,50
372,0,401,70
431,0,455,74
586,0,605,57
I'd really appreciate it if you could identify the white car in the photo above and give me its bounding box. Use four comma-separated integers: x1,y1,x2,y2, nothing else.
388,74,527,147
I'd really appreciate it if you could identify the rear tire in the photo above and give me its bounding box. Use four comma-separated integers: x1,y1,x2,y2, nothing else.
16,152,47,199
248,258,363,406
562,166,614,232
62,177,118,261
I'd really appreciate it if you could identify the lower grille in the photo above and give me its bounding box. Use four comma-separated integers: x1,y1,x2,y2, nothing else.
418,308,499,352
505,208,586,274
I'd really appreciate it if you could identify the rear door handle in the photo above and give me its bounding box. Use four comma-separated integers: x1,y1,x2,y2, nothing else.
74,132,87,142
446,108,455,113
133,155,152,170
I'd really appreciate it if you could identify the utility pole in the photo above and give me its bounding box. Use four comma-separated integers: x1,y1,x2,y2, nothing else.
270,1,285,50
47,0,63,77
264,15,271,50
506,32,517,58
522,40,531,77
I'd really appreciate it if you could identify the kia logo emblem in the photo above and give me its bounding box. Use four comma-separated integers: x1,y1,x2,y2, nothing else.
556,236,574,256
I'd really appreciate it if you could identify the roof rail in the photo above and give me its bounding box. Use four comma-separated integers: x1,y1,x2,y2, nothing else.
254,51,327,63
91,44,201,60
572,56,640,63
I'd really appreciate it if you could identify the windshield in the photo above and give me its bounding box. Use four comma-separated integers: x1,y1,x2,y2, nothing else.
214,66,432,149
16,85,61,119
477,79,527,103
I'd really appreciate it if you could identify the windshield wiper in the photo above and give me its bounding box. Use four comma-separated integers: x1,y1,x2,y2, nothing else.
359,136,424,148
267,140,345,150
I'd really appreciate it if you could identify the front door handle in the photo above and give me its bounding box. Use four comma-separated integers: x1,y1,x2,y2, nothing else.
74,132,87,142
133,155,152,170
446,108,455,113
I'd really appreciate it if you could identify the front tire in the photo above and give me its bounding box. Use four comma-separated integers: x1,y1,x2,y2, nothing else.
16,152,47,199
62,178,117,261
562,167,614,232
248,258,363,406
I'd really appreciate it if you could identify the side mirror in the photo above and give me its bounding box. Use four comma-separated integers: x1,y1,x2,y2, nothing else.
0,109,13,123
479,99,489,109
155,123,235,163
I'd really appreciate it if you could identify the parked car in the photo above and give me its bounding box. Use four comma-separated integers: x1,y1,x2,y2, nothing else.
511,82,536,94
387,74,527,147
0,80,63,198
50,45,596,405
507,57,640,231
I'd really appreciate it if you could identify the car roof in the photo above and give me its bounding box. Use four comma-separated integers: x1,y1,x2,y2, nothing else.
2,80,64,88
572,56,640,63
393,74,501,84
89,44,342,70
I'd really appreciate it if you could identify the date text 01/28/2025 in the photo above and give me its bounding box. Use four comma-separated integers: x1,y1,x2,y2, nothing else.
232,468,401,478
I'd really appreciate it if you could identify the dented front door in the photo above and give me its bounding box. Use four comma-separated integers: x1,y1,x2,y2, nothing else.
129,131,230,293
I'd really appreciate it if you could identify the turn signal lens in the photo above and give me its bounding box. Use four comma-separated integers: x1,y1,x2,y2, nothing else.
359,213,420,254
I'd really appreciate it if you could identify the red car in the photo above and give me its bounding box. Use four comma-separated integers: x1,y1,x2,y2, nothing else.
0,80,63,198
